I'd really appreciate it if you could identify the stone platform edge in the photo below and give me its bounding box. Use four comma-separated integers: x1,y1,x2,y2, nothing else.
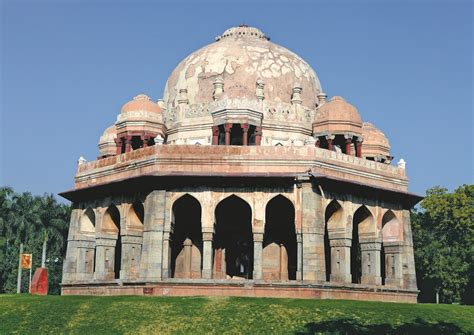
61,280,418,303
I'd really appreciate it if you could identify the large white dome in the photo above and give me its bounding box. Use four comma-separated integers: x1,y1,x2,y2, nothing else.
163,25,322,110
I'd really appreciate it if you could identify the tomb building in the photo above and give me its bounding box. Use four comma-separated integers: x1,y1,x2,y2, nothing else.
60,25,421,302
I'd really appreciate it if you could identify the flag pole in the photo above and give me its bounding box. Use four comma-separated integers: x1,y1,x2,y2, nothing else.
17,243,23,294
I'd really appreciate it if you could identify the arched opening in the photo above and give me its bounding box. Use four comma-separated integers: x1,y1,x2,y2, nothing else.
381,210,401,285
170,195,202,279
214,195,253,279
352,206,373,284
80,208,96,234
127,201,144,229
263,195,296,281
325,200,343,281
103,205,121,279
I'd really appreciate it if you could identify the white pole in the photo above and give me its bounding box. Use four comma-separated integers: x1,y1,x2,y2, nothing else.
17,243,23,294
42,238,47,268
29,254,33,294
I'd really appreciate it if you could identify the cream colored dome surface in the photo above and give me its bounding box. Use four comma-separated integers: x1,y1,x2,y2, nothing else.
121,94,161,114
163,26,322,109
99,125,117,143
313,96,363,135
361,122,391,157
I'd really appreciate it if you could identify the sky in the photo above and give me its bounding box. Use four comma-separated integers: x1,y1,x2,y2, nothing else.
1,0,472,201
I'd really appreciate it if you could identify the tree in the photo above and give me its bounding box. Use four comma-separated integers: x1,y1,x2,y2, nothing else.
0,187,70,294
412,185,473,304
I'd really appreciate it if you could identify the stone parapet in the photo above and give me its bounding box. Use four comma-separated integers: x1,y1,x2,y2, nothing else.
73,145,407,192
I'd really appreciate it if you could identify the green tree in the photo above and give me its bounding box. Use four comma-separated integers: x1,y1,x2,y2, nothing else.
0,187,70,294
412,185,474,304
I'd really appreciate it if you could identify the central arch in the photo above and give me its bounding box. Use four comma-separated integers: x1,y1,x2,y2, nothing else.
351,205,374,284
263,195,296,281
214,195,253,279
102,204,121,279
170,194,202,279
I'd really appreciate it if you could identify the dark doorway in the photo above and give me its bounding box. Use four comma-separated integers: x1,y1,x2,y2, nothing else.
170,195,202,278
264,195,297,280
230,124,243,145
214,195,253,279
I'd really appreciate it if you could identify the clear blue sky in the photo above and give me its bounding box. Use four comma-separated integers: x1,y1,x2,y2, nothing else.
1,0,472,200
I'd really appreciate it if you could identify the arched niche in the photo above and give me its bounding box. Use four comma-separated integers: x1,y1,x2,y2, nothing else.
263,195,296,281
170,194,202,279
382,210,401,242
102,205,120,234
214,195,253,279
351,205,374,284
127,201,144,230
102,204,121,279
80,208,96,234
324,200,344,281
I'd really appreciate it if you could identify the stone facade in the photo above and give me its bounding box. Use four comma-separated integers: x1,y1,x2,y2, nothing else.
61,25,421,302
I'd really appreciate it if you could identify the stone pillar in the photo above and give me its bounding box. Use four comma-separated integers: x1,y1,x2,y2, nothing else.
62,208,82,283
241,123,249,146
402,210,417,290
296,232,303,281
139,190,166,281
360,241,382,285
255,127,262,146
114,138,123,155
120,234,143,280
344,134,352,155
326,134,335,151
299,176,326,282
141,135,149,148
161,231,171,279
75,240,96,281
224,123,232,145
202,232,214,279
125,136,132,153
94,236,117,280
329,238,352,283
253,233,263,280
383,242,403,287
356,137,363,158
212,126,219,145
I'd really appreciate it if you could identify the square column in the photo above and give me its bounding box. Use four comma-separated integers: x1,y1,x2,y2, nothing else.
139,190,166,281
329,238,352,283
75,240,96,281
120,235,143,280
94,237,117,280
241,123,249,146
202,232,214,279
161,231,171,279
360,241,382,285
224,123,232,145
383,242,403,287
253,233,263,280
212,126,219,145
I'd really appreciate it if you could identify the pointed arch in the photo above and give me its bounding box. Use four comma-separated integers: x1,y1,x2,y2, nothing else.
324,199,344,281
382,210,401,242
351,205,374,284
80,208,96,234
127,201,144,230
170,194,202,279
102,204,120,233
263,195,296,280
214,194,253,279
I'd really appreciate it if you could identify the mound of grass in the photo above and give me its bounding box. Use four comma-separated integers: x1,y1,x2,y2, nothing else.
0,295,472,334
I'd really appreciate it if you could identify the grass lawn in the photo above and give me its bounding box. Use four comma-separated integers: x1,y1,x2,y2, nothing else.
0,295,472,334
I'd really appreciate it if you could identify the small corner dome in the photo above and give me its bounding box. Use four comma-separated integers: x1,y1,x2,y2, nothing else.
313,96,362,135
99,125,117,143
361,122,391,157
121,94,161,114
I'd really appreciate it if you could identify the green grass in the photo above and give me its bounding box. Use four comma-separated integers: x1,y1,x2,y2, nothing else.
0,295,472,334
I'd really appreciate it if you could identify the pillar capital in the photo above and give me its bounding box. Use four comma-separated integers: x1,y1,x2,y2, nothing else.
329,238,352,248
202,232,214,241
253,232,264,242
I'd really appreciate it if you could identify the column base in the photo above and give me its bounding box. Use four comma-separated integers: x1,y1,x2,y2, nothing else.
202,269,212,279
361,275,382,286
385,277,403,287
330,273,352,283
